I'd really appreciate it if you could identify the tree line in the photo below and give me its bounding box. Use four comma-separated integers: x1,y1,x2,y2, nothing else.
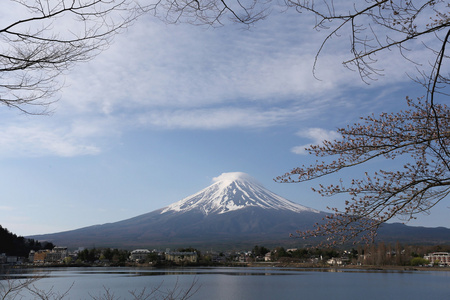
0,226,54,257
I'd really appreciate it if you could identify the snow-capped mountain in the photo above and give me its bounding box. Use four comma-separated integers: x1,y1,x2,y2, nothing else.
161,172,319,215
28,172,450,249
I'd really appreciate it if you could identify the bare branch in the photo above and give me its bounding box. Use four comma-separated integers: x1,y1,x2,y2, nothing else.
0,0,145,114
284,0,450,84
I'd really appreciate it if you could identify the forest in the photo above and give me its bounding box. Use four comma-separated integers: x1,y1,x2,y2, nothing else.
0,226,54,257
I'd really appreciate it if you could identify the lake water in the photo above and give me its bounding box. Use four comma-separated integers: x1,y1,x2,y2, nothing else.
2,266,450,299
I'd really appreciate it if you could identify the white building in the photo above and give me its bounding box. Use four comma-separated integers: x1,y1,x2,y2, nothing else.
424,252,450,266
130,249,151,262
49,247,68,262
327,257,350,266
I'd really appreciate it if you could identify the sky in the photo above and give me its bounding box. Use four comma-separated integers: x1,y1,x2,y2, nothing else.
1,1,449,236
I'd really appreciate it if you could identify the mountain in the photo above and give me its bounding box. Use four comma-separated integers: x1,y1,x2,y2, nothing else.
29,172,324,249
29,172,450,250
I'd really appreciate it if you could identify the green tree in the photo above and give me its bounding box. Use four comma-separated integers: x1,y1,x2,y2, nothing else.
252,245,270,257
271,247,290,260
290,248,309,259
102,248,114,261
0,225,52,256
146,252,161,263
410,257,429,266
78,248,100,262
64,256,73,264
111,249,129,263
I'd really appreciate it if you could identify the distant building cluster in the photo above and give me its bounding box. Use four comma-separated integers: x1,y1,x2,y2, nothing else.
28,247,71,264
130,249,198,264
1,247,83,265
0,247,201,266
1,247,70,265
1,246,450,268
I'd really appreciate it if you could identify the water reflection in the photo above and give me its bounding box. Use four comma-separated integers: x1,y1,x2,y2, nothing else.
1,266,421,279
1,266,449,300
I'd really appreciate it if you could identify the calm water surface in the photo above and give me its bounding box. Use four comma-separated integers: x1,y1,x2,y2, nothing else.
2,267,450,299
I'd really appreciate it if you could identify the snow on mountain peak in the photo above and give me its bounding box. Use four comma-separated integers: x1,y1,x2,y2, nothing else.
161,172,319,215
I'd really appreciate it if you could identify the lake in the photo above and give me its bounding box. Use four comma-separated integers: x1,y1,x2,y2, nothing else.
2,266,450,299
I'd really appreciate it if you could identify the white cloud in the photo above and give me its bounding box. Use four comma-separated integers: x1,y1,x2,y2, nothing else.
0,206,14,211
57,8,415,123
0,6,423,158
136,105,319,129
0,121,102,157
59,10,362,115
292,127,341,155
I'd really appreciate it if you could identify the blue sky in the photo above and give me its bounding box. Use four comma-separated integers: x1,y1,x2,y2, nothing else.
1,3,448,236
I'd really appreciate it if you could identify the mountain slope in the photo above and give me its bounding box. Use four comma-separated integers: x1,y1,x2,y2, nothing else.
29,172,450,249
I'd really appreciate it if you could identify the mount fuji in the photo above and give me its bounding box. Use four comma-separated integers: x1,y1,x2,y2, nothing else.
29,172,450,249
29,172,326,249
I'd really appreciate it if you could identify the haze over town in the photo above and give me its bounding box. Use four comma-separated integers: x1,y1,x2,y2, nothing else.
0,2,448,237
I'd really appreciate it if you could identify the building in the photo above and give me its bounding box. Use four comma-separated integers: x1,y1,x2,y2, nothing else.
28,250,35,262
165,251,198,263
0,253,19,265
46,247,68,263
424,252,450,266
33,250,50,264
327,257,350,266
130,249,151,262
30,247,68,264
